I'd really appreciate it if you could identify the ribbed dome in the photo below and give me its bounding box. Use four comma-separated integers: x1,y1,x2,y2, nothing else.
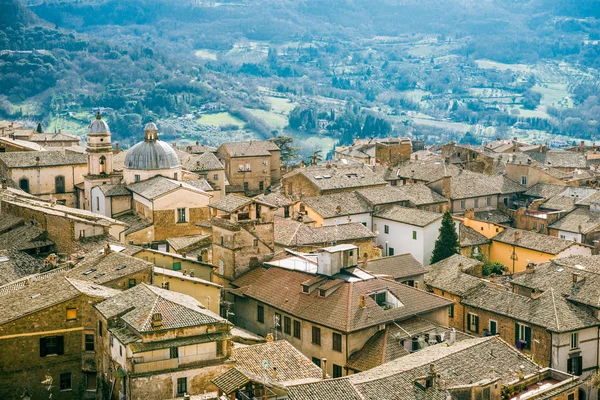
88,113,110,134
145,121,158,132
125,140,181,170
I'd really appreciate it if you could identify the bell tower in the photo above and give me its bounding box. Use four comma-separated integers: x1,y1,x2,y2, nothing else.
81,112,123,212
87,112,113,176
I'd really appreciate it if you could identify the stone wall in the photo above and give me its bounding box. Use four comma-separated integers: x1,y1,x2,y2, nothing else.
462,304,552,367
0,294,101,400
153,207,208,242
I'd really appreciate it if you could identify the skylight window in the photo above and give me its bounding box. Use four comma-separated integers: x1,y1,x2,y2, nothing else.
0,256,9,262
83,268,97,276
115,265,127,271
31,293,41,299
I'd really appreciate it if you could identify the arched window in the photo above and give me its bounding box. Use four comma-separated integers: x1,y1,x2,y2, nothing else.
19,178,29,193
99,156,106,174
55,176,65,194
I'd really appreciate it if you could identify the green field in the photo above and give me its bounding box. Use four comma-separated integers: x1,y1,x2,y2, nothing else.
247,108,288,129
197,112,245,127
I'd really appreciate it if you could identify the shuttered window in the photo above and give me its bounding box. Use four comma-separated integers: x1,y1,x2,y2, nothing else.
467,313,479,333
40,336,64,357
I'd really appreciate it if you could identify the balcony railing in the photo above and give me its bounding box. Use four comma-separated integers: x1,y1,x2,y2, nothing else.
132,358,178,374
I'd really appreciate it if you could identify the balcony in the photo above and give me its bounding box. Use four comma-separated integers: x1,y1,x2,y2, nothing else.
132,358,178,374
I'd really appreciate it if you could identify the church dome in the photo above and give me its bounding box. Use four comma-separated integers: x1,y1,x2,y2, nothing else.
124,121,180,170
88,112,110,134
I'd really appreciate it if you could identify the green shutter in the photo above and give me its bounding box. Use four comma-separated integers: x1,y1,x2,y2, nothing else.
567,357,573,374
524,327,532,350
515,323,520,347
474,315,479,333
40,337,47,357
172,262,181,271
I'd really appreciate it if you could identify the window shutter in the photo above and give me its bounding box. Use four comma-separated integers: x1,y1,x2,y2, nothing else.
525,327,532,350
515,323,520,347
576,356,583,375
40,337,47,357
474,315,479,333
567,357,573,374
57,336,64,355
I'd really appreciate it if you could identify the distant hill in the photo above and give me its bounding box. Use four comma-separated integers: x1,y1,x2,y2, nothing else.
0,0,37,27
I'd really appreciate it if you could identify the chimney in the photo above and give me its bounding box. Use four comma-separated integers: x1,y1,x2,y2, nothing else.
266,333,274,343
272,367,278,381
530,289,542,299
35,156,40,165
359,295,366,308
573,273,585,284
457,262,463,271
415,154,419,161
526,262,535,274
1,180,6,189
196,141,199,145
514,231,521,242
104,243,111,255
115,143,119,153
321,358,328,379
151,313,163,328
449,328,456,345
189,270,195,277
580,140,585,150
442,176,451,198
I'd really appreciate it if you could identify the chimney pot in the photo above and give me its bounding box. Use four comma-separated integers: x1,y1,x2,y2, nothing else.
321,358,328,379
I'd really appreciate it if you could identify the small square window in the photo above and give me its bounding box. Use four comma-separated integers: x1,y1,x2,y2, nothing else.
384,225,389,234
412,231,417,240
128,279,136,288
135,175,141,182
460,200,466,209
213,174,219,180
66,308,77,321
257,305,264,323
60,372,72,391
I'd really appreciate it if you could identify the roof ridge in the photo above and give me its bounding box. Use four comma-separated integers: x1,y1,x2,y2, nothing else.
550,288,560,331
380,325,389,366
346,280,353,332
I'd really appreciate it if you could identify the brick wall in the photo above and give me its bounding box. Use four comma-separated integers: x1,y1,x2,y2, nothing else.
462,304,552,367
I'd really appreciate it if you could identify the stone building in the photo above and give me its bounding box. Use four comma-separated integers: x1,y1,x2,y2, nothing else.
286,336,582,400
28,131,81,148
282,164,388,199
274,218,380,261
334,137,412,166
462,284,600,376
229,244,452,378
123,175,212,243
217,140,281,196
95,283,232,400
0,194,127,254
0,274,120,400
489,228,592,274
424,254,484,331
177,150,226,199
360,253,426,288
0,136,46,152
372,205,443,265
81,113,123,211
210,194,277,282
211,340,323,400
0,149,87,207
427,170,526,213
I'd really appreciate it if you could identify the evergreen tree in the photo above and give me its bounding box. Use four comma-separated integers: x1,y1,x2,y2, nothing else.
36,122,42,133
430,211,460,264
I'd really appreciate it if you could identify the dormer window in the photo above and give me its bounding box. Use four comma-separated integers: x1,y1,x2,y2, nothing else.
302,285,309,294
368,290,403,309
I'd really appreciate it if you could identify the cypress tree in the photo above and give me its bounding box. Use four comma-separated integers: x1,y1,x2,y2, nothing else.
36,123,42,133
430,211,460,264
